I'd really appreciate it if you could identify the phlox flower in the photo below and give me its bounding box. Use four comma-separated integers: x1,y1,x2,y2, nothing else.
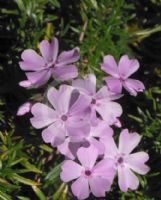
60,145,115,200
101,55,145,96
57,119,114,159
101,129,150,192
19,37,80,88
30,85,91,147
73,74,122,126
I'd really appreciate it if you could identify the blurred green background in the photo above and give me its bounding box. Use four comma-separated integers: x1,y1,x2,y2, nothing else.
0,0,161,199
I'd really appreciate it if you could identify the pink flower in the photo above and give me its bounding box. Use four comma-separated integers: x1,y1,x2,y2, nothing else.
58,119,114,159
17,102,32,116
101,55,145,96
19,37,80,88
101,129,150,192
73,74,122,126
60,145,115,199
30,85,91,147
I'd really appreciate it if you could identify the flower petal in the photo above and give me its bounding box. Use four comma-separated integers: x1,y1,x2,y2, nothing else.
42,122,66,147
67,123,90,143
58,139,81,160
88,138,105,155
69,93,91,115
52,65,78,81
126,152,150,175
19,80,33,88
104,77,122,94
90,119,113,138
101,55,119,77
30,103,58,128
118,55,140,79
20,49,45,70
57,47,80,66
119,129,141,154
89,177,110,197
93,158,116,180
71,177,90,200
123,78,145,96
40,37,59,63
57,138,74,159
113,118,122,128
118,166,139,192
39,40,52,62
101,135,118,158
17,102,32,116
57,85,74,113
73,74,96,96
26,70,51,87
47,87,59,110
96,101,122,125
90,109,99,126
77,146,98,168
96,85,122,100
60,160,83,182
51,37,59,63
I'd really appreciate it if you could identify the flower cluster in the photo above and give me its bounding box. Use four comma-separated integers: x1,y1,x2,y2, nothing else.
17,37,149,199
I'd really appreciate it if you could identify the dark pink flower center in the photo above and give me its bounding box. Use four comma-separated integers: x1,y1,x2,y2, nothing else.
119,77,125,82
117,157,124,164
91,99,96,104
85,170,91,176
45,61,55,69
61,115,68,121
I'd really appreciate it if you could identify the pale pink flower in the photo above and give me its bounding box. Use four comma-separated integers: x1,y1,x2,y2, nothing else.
101,55,145,96
73,74,122,126
30,85,91,147
60,145,115,199
19,37,79,87
101,129,150,192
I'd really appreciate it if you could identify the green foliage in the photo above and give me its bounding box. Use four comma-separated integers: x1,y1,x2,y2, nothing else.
79,0,132,68
0,131,40,198
0,0,161,199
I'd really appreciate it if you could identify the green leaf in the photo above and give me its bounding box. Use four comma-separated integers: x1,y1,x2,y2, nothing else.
11,174,39,186
21,160,42,174
52,183,66,200
45,163,62,182
0,190,12,200
128,114,143,123
89,0,98,9
32,186,46,200
15,0,25,11
49,0,60,8
17,196,30,200
39,144,53,153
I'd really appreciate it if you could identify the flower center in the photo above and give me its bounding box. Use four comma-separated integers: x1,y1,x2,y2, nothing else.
91,98,96,104
119,77,125,82
61,115,68,121
85,170,91,176
45,61,55,69
117,157,124,164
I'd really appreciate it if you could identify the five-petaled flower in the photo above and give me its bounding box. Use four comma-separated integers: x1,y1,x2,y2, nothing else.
19,37,80,88
60,145,115,200
30,85,91,147
73,74,122,125
101,129,150,192
101,55,145,96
